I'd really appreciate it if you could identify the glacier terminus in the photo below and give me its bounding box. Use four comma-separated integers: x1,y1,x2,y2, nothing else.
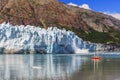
0,22,96,54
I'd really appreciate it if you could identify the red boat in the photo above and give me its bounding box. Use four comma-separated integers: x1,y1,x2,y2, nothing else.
92,56,101,60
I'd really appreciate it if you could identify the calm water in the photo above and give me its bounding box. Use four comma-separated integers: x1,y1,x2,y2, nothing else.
0,53,120,80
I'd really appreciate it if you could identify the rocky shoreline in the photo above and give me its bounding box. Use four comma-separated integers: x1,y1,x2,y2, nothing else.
96,43,120,52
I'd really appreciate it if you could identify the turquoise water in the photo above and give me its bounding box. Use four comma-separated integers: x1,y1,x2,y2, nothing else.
0,52,120,80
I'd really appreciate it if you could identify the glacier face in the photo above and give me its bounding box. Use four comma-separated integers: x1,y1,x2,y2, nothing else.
0,22,96,54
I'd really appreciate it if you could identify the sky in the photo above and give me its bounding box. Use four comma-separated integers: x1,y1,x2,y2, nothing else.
59,0,120,20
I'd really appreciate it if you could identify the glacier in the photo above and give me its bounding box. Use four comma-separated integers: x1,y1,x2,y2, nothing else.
0,22,96,54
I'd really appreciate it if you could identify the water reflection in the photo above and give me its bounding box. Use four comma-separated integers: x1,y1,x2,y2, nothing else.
70,54,120,80
0,54,120,80
0,54,87,80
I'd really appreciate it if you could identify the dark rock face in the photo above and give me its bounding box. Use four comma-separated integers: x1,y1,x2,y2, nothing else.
0,0,120,44
96,44,120,51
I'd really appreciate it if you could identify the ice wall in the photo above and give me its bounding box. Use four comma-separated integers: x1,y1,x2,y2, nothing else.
0,22,96,54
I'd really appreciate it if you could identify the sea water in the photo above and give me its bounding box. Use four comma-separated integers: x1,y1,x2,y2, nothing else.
0,52,120,80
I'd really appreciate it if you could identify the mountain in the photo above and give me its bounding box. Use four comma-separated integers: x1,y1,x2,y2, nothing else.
0,0,120,44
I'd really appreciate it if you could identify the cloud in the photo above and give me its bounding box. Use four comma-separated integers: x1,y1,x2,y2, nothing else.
67,2,78,7
104,12,120,20
108,13,120,20
79,4,91,10
68,2,91,10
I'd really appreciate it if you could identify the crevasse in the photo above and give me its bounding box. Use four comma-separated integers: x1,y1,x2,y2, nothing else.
0,22,96,54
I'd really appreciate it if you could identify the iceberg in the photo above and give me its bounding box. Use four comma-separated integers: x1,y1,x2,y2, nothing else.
0,22,96,54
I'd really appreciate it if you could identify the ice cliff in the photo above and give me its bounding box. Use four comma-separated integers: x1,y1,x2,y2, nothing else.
0,22,96,54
